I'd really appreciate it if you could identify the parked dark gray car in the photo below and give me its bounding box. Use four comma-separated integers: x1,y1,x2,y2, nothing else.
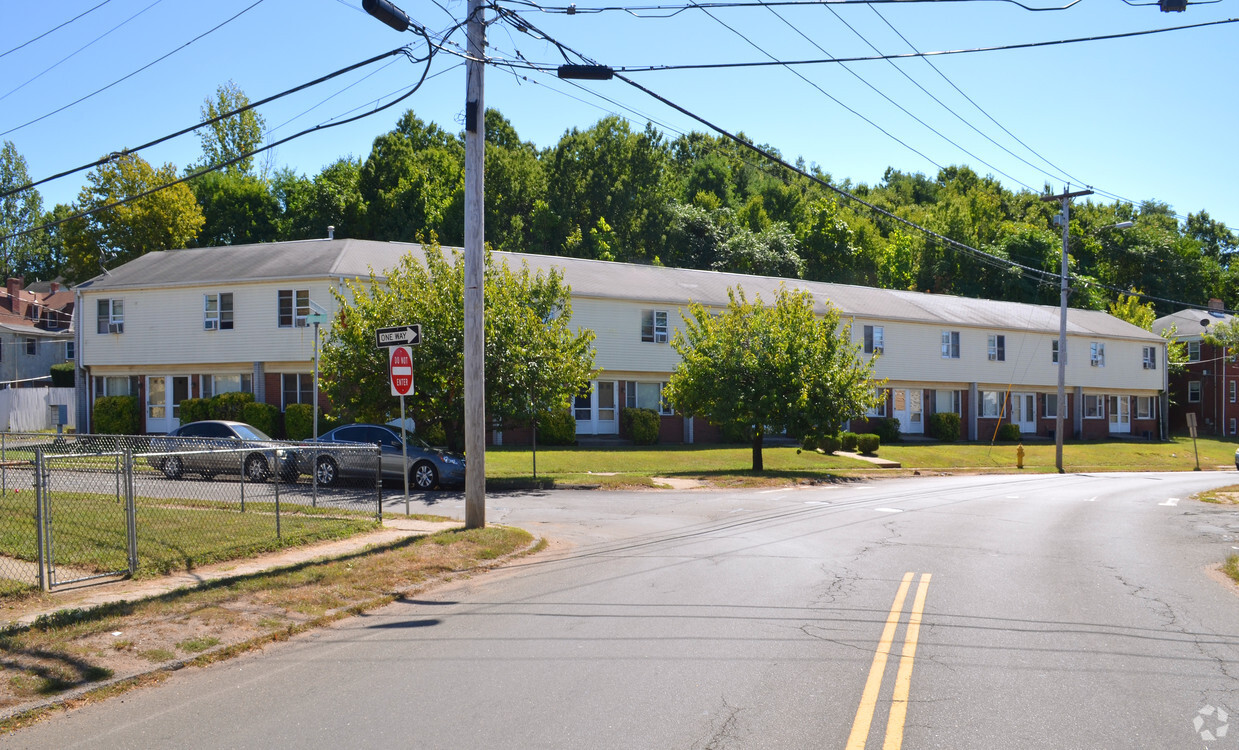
148,420,300,482
304,423,465,490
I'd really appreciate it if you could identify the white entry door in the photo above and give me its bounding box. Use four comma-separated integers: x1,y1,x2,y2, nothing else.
892,389,924,434
1013,392,1037,434
1108,395,1131,433
146,375,190,433
573,380,618,435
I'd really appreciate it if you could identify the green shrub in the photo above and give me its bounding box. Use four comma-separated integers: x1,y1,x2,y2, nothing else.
801,435,817,451
534,409,576,446
840,431,860,452
874,417,901,444
209,391,255,421
928,412,961,442
93,396,139,435
242,401,279,437
996,423,1023,442
720,422,754,443
622,407,660,445
857,433,880,455
419,422,449,447
50,363,75,387
179,398,211,424
284,403,314,441
819,434,842,454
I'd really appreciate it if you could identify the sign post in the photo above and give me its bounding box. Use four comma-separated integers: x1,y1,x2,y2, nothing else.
1186,412,1200,471
390,345,415,514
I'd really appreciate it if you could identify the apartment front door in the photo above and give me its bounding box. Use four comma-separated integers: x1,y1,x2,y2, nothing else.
145,375,189,433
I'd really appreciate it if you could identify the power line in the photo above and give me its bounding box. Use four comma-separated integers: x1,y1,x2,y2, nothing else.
500,0,1087,17
0,0,117,60
0,0,164,105
0,0,269,138
0,40,436,247
1,47,413,201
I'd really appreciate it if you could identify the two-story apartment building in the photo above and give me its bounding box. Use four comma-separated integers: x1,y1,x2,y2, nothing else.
74,238,1167,441
1153,300,1237,436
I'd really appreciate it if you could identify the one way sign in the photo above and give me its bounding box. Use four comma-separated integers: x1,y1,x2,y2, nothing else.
375,324,422,348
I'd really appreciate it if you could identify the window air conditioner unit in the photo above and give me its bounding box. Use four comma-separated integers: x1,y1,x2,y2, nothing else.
108,322,123,334
654,332,668,343
204,320,218,331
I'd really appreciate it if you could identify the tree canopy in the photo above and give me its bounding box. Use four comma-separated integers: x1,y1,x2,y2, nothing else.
664,287,881,471
319,243,596,451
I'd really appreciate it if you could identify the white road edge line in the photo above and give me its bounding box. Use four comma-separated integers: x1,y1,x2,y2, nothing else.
1159,497,1180,506
875,508,903,513
1084,497,1097,502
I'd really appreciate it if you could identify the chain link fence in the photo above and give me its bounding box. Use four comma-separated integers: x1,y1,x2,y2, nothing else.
0,433,383,592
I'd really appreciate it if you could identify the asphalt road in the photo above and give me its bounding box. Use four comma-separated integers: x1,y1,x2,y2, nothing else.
10,472,1239,749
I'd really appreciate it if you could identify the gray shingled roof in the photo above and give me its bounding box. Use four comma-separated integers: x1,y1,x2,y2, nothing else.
79,238,1162,342
1152,308,1232,339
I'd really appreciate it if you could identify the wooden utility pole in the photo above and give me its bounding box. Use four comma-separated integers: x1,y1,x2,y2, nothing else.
1042,187,1092,474
463,0,487,528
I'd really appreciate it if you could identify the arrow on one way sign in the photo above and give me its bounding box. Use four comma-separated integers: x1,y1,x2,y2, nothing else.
376,324,421,348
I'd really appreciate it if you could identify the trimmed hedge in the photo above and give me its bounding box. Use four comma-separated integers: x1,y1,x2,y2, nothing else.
928,412,961,442
819,434,842,454
179,398,211,425
840,431,860,452
874,417,901,445
856,433,880,455
210,391,254,421
996,423,1023,442
93,396,140,435
622,407,660,445
284,403,314,441
536,409,577,446
720,421,753,444
242,401,279,437
50,363,75,387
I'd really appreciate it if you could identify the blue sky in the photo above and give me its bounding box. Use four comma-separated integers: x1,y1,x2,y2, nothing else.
4,0,1236,228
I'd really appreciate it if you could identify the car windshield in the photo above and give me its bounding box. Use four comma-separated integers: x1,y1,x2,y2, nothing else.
232,424,272,441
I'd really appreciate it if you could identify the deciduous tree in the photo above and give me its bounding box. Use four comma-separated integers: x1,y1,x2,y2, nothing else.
665,287,880,471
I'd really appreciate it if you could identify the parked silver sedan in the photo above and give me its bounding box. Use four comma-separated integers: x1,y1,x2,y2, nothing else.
303,423,465,490
148,420,300,482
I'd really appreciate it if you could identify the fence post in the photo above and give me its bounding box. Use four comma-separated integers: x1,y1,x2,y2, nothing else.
124,450,138,576
273,450,281,542
239,450,246,513
375,446,383,523
2,432,7,495
34,448,47,592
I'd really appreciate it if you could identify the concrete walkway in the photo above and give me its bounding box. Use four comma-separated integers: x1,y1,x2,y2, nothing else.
2,517,461,628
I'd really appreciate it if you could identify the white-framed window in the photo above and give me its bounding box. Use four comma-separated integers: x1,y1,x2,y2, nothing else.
935,389,961,415
867,388,887,417
864,325,884,355
1142,346,1157,370
1090,342,1105,367
1084,394,1104,418
1188,340,1201,362
641,310,669,343
1188,381,1201,403
1231,418,1237,436
625,381,673,416
200,374,253,399
1136,396,1153,419
981,391,1002,418
1051,339,1060,364
65,341,74,360
282,373,314,408
94,375,134,397
941,330,960,359
1044,393,1058,418
96,298,123,334
1231,380,1236,404
204,292,234,331
24,338,35,356
278,289,310,328
41,308,63,330
987,334,1005,362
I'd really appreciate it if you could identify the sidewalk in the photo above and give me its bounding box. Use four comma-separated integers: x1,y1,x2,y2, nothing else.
2,516,462,629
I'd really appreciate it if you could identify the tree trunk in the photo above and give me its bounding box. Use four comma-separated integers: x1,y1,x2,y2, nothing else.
751,427,764,472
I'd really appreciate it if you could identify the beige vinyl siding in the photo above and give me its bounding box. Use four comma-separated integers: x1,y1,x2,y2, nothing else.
570,297,685,374
81,280,337,367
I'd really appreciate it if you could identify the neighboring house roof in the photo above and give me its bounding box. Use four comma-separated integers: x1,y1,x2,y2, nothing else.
1152,309,1233,339
78,238,1162,342
0,277,74,334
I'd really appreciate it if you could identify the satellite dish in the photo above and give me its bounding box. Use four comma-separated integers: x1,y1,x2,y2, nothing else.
1201,319,1211,327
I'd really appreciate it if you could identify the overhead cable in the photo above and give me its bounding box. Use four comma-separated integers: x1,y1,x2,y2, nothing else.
0,0,117,60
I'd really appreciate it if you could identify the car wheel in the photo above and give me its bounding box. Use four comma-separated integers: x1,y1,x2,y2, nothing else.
162,455,183,480
315,456,339,488
412,461,438,491
244,454,270,483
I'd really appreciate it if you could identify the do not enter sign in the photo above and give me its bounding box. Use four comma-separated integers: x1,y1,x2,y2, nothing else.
389,345,414,396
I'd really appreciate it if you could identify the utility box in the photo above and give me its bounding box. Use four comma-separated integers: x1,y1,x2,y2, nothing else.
49,404,68,433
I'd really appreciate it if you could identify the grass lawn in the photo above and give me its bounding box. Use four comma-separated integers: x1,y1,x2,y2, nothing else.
0,491,378,580
486,435,1239,485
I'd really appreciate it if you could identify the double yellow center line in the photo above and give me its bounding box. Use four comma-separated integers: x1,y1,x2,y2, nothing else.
845,571,933,750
